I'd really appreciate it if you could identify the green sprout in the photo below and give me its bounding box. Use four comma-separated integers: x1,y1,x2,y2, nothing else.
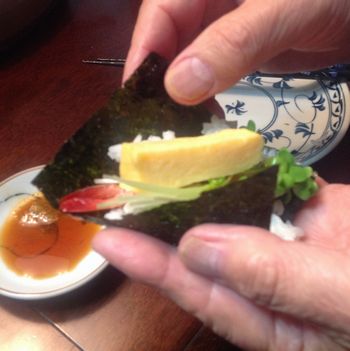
246,120,257,132
267,148,318,201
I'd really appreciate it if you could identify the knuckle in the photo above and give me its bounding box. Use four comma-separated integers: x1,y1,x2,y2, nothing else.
242,253,286,308
210,19,259,69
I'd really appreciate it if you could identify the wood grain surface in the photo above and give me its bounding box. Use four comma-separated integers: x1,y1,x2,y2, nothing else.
0,0,349,350
0,297,80,351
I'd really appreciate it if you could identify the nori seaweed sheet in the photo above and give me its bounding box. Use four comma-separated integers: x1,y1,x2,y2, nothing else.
33,53,212,207
33,53,278,244
85,167,277,245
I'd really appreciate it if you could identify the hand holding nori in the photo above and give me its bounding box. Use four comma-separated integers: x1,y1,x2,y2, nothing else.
33,53,277,244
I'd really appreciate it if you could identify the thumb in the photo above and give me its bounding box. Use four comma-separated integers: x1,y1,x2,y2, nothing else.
179,224,350,330
164,0,319,105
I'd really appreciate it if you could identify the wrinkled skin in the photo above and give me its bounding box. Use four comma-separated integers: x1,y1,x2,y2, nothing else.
94,184,350,350
123,0,350,105
93,1,350,350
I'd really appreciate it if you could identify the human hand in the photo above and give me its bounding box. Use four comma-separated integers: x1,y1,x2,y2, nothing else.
124,0,350,105
93,183,350,350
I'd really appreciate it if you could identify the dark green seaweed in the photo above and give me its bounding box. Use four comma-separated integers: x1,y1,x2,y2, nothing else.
85,167,277,245
33,53,212,207
33,53,278,244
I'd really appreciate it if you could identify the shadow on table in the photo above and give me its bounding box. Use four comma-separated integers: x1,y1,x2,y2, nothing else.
186,326,243,351
0,0,70,68
30,264,125,311
0,265,125,323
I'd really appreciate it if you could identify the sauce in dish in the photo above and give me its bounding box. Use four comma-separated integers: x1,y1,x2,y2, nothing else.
0,194,101,279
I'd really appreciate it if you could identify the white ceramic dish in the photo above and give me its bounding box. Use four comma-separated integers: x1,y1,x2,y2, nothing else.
0,166,108,300
216,77,350,165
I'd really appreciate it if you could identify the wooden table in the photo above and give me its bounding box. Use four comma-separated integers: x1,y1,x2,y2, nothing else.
0,1,349,350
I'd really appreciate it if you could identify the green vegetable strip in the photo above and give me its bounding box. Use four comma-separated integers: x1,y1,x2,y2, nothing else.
100,175,229,199
98,149,318,213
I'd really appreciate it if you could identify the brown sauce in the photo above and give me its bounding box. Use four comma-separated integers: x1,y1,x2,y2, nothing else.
0,195,101,279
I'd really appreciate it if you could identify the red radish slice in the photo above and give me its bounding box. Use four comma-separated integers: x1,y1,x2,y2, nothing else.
59,184,129,213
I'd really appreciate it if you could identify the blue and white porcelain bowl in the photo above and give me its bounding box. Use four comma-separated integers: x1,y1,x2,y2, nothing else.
216,77,350,165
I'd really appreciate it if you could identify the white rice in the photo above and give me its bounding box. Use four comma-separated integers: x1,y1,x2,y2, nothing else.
270,214,304,241
104,208,126,221
94,177,119,184
201,115,233,135
107,130,176,163
107,144,123,163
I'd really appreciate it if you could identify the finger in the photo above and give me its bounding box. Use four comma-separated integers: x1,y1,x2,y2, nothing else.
316,176,328,188
179,224,350,333
294,184,349,250
92,228,278,349
123,0,239,82
123,0,207,83
163,0,344,104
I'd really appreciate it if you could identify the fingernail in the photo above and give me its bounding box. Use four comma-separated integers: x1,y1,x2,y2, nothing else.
180,237,221,277
166,57,215,102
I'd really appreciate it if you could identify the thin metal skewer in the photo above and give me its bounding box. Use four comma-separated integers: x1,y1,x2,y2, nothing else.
82,58,126,67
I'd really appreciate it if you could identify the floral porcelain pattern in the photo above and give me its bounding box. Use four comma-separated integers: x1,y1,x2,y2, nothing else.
216,77,350,165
